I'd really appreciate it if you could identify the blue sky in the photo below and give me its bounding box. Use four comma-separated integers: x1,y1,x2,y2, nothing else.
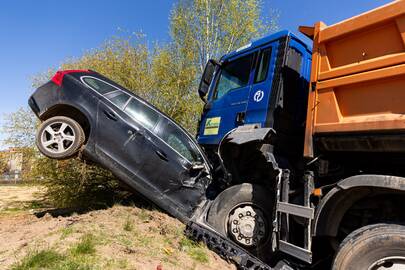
0,0,392,143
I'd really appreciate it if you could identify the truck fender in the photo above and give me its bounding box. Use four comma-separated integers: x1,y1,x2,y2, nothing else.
218,125,275,158
313,174,405,237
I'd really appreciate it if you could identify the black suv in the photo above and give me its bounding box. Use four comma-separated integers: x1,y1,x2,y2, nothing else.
29,70,211,221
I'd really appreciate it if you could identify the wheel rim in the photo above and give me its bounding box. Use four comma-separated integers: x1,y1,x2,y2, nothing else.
40,121,76,154
227,204,268,247
368,256,405,270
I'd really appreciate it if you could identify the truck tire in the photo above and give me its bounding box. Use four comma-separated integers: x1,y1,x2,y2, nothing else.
332,223,405,270
36,116,85,160
207,183,274,261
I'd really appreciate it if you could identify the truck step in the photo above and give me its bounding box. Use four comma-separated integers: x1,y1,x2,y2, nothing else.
185,221,295,270
277,202,314,219
279,240,312,264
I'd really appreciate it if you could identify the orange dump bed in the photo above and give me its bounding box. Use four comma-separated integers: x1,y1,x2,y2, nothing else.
301,0,405,157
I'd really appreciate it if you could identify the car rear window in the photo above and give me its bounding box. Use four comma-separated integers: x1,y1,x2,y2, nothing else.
82,77,117,94
124,98,159,130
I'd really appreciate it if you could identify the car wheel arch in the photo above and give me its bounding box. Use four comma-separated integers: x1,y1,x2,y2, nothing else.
40,103,92,141
314,174,405,237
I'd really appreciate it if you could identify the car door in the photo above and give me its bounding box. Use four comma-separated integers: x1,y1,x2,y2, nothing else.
198,52,256,145
123,98,211,220
96,91,148,179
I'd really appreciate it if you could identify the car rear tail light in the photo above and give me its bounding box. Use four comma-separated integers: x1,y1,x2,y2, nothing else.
51,69,91,86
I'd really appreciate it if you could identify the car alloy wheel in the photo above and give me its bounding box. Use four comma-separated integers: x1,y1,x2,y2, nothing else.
40,122,76,154
36,116,85,160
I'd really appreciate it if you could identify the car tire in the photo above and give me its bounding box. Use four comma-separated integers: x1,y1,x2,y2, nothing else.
207,183,274,262
332,223,405,270
36,116,85,160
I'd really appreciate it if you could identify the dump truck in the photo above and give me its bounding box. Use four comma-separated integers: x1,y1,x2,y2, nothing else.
188,1,405,269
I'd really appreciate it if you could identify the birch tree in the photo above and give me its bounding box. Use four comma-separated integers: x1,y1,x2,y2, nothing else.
170,0,278,73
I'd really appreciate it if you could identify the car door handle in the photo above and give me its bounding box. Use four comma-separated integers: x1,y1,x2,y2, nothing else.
155,149,168,162
103,110,117,121
128,129,144,138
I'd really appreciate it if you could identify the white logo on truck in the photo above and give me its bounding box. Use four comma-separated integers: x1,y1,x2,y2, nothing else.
253,90,264,102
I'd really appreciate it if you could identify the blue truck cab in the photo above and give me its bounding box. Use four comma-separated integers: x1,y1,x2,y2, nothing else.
197,31,312,157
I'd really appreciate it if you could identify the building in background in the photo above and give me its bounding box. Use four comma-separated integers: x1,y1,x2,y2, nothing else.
0,148,24,182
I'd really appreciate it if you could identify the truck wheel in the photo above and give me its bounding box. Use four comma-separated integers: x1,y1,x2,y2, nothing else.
36,116,85,160
207,183,274,261
332,224,405,270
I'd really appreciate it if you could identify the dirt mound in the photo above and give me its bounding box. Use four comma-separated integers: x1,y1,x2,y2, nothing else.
0,185,235,270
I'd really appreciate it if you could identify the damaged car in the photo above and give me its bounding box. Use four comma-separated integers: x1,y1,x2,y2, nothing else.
29,70,214,222
29,69,275,263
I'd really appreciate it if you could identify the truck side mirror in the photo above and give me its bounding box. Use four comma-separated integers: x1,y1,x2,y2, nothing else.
198,59,219,102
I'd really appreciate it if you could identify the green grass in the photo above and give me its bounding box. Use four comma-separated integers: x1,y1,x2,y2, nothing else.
11,249,64,270
123,217,134,231
70,234,96,256
179,237,209,264
11,248,94,270
60,227,75,239
26,200,47,210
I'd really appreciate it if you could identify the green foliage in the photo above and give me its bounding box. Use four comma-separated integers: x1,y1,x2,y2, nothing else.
179,237,209,263
3,0,277,207
0,152,8,174
2,107,37,148
170,0,278,72
123,216,134,231
70,234,96,256
11,249,64,270
30,157,120,208
11,248,93,270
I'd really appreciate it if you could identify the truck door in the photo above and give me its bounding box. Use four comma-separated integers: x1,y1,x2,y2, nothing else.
245,42,279,126
198,52,256,146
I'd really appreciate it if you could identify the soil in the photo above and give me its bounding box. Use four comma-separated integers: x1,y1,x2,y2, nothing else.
0,184,236,270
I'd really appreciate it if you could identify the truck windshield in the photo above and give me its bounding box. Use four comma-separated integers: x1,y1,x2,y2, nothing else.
214,54,254,100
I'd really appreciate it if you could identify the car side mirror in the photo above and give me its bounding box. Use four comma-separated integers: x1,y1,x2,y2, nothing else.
198,59,219,103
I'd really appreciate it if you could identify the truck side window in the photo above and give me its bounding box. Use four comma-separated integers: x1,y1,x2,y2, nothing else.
254,48,272,83
214,54,254,100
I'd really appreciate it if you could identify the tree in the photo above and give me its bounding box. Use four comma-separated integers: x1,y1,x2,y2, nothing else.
170,0,278,73
3,0,278,207
0,153,8,175
2,107,37,148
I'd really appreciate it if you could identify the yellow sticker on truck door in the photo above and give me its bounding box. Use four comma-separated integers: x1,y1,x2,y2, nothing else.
204,117,221,135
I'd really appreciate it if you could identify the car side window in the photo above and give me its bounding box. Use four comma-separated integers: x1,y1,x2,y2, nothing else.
160,121,203,163
124,98,159,130
106,92,130,109
254,48,272,83
214,53,254,100
82,77,117,94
